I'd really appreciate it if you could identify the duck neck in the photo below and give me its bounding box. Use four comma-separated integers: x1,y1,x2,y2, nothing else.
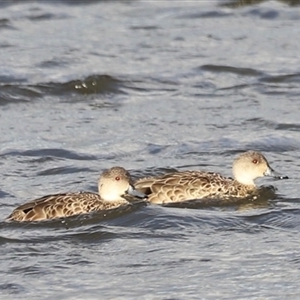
232,180,256,194
234,177,256,187
98,184,127,202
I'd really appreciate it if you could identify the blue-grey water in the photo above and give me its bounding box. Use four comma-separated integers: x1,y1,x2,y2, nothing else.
1,0,300,299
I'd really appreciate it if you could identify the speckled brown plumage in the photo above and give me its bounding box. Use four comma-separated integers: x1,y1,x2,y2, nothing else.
135,171,256,203
7,166,146,222
135,151,287,204
7,192,129,222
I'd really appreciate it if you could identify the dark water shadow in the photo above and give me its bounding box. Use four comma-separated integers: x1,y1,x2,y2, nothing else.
221,0,300,8
53,0,137,5
0,85,42,105
0,0,136,8
260,73,300,84
220,0,263,8
0,190,12,198
178,10,233,20
0,74,125,106
36,166,93,176
200,64,265,77
0,18,15,30
37,75,125,96
1,148,97,161
0,283,25,296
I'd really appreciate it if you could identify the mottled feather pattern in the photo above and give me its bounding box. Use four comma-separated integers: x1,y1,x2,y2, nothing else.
135,171,255,204
134,151,288,204
7,192,128,222
6,167,145,222
6,153,286,221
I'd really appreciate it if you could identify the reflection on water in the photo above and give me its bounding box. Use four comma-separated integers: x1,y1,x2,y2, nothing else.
0,0,300,299
223,0,300,8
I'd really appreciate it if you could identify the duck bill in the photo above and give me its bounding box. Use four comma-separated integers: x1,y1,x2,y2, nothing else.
264,166,288,180
123,185,147,202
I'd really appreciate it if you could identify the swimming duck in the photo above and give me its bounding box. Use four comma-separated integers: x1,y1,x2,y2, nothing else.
7,166,146,222
135,151,287,204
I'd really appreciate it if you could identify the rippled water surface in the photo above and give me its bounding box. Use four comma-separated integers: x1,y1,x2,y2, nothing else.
1,0,300,299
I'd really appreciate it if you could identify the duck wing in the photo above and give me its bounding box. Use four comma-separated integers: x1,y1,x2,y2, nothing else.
6,192,106,222
135,171,233,203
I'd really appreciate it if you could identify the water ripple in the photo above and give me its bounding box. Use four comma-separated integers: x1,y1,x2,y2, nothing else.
0,85,41,105
200,64,265,77
260,73,300,83
36,166,93,176
1,148,97,161
0,75,125,105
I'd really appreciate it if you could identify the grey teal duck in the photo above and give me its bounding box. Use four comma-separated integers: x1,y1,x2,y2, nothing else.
135,151,287,204
7,166,146,222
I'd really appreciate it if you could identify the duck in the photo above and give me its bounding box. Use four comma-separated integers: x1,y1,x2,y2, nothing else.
134,151,288,204
7,166,147,222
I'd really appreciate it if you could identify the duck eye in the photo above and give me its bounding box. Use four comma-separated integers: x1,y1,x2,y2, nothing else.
115,176,120,181
252,159,258,164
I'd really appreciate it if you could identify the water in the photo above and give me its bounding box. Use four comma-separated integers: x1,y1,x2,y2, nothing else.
1,0,300,298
